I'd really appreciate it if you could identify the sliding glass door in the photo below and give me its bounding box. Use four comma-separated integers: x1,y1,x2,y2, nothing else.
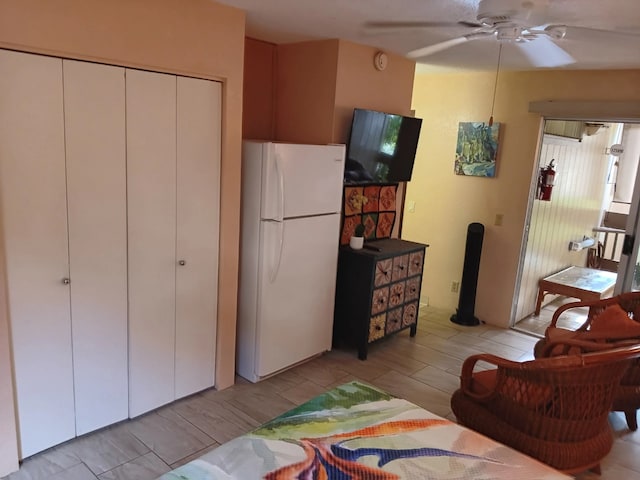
615,153,640,294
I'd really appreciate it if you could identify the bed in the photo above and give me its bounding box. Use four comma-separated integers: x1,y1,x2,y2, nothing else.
158,381,570,479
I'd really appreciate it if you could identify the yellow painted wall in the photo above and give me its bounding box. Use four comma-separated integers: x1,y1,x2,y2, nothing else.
405,69,640,328
0,0,245,473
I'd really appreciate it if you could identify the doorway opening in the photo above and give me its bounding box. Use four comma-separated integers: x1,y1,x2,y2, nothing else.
513,119,640,337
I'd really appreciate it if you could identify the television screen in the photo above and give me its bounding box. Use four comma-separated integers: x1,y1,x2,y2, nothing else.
344,108,422,184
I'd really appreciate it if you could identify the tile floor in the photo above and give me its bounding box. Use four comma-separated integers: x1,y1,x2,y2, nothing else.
4,305,640,480
514,296,591,337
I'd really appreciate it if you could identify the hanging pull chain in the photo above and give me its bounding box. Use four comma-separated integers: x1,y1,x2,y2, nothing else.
489,43,503,127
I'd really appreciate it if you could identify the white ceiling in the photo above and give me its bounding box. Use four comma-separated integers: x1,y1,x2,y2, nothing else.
216,0,640,72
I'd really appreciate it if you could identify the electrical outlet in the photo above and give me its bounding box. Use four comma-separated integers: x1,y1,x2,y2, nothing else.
451,281,460,293
495,213,504,226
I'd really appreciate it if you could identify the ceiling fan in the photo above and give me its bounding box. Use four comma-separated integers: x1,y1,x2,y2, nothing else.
365,0,637,68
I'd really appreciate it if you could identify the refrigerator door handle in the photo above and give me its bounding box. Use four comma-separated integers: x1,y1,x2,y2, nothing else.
269,220,285,283
275,153,285,222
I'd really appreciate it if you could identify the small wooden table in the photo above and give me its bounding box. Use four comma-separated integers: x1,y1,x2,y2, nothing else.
535,266,617,316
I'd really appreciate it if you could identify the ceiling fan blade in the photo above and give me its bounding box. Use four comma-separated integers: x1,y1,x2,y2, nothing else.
407,32,491,59
364,20,482,30
515,36,575,68
562,25,640,41
407,37,470,59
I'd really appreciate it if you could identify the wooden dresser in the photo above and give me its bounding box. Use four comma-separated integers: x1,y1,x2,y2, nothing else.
333,238,428,359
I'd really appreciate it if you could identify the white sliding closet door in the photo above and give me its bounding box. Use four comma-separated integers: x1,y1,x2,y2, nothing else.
127,69,178,417
0,50,75,457
63,60,128,435
175,77,221,398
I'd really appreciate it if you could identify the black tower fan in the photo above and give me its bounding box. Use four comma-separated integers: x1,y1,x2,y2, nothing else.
451,222,484,326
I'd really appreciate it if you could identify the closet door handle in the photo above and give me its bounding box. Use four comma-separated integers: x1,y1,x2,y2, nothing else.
178,260,186,266
62,278,70,285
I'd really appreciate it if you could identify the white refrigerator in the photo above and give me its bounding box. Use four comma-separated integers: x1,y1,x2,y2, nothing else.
237,141,345,382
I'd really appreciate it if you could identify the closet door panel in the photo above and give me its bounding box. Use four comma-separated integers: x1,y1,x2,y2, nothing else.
0,50,75,457
127,69,178,417
175,77,221,398
63,60,128,434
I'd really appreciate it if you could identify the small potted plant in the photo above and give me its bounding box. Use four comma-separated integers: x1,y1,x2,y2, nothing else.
350,222,365,250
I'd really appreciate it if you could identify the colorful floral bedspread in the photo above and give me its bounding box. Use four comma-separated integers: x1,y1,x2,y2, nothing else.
159,381,570,480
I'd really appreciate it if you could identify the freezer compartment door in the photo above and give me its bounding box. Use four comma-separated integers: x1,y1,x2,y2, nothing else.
256,213,340,378
261,143,345,220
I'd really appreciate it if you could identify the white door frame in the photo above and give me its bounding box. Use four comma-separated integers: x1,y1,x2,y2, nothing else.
511,102,640,327
614,146,640,294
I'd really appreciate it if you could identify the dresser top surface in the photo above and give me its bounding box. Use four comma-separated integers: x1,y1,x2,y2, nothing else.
341,238,428,258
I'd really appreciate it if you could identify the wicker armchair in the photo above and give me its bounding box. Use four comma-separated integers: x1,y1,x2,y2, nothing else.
534,292,640,431
450,344,640,474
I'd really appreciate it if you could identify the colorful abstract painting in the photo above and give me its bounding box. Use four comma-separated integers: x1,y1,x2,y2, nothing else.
455,122,501,177
160,381,570,480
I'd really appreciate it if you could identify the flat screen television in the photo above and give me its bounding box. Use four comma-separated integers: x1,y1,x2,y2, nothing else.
344,108,422,184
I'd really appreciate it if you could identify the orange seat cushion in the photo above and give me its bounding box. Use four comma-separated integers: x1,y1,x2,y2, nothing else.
470,369,552,408
471,369,498,395
544,305,640,356
589,304,640,335
547,327,579,342
544,327,582,356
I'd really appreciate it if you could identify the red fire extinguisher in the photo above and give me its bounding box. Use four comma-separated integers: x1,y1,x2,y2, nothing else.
538,160,556,201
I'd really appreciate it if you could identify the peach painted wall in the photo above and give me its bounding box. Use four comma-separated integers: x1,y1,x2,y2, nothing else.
0,0,244,472
333,41,415,239
404,69,640,328
268,39,415,237
333,40,416,144
275,40,340,143
244,38,276,140
247,38,412,143
270,39,416,145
